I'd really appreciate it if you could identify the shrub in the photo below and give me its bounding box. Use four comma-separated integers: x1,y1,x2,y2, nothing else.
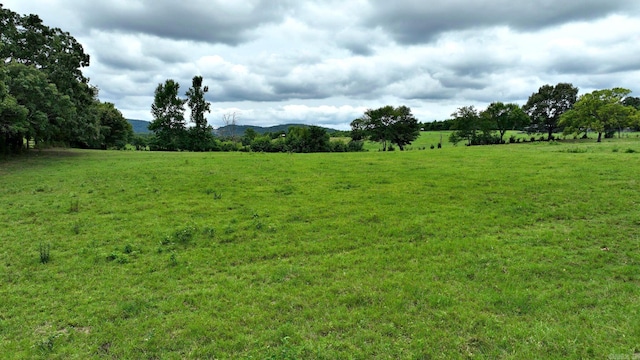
347,140,364,152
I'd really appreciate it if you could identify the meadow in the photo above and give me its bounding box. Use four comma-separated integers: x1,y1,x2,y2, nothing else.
1,134,639,359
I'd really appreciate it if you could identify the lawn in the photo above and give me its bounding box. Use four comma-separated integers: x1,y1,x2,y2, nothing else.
1,136,639,359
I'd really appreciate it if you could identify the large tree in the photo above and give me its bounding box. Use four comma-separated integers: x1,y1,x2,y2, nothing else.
449,106,481,146
351,105,420,151
523,83,578,140
96,102,133,149
4,62,76,148
149,80,187,151
560,88,639,142
482,102,530,143
1,4,109,151
0,65,29,154
185,76,214,151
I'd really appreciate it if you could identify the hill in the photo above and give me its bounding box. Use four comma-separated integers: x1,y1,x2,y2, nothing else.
128,120,342,136
215,123,341,136
127,119,151,134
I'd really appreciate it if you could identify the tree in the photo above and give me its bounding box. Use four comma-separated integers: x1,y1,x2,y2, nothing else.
560,88,638,142
482,102,529,143
352,105,420,151
96,102,133,149
4,62,76,148
220,112,240,142
1,5,120,151
523,83,578,140
149,79,186,151
449,106,480,146
622,96,640,109
241,128,258,146
185,76,214,151
0,66,29,154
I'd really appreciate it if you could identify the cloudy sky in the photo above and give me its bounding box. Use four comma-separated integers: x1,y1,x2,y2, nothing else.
4,1,640,129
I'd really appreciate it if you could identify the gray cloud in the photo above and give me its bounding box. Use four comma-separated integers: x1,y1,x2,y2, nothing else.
76,0,295,45
365,0,637,44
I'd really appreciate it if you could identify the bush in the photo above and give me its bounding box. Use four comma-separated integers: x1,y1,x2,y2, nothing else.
330,140,348,152
347,140,364,152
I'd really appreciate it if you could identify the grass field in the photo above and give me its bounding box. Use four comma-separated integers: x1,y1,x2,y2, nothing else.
1,135,639,359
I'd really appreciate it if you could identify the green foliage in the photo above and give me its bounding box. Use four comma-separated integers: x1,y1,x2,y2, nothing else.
523,83,578,140
482,102,530,142
185,76,214,151
351,105,420,150
0,65,29,154
96,102,133,149
449,105,483,145
560,88,638,142
149,79,187,151
285,126,331,153
0,5,136,152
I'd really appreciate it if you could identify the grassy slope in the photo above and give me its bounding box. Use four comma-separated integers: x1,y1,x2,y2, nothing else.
1,137,639,359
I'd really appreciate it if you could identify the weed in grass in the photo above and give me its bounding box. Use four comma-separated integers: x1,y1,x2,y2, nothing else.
35,333,62,354
106,251,128,264
169,252,178,266
625,148,636,153
69,199,79,213
202,226,215,239
72,222,81,234
173,225,196,245
205,188,222,199
123,244,133,254
38,242,51,264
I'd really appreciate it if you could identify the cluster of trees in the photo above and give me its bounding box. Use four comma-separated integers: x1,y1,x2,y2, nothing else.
240,126,363,153
0,5,132,154
350,105,421,151
149,77,363,153
449,83,640,145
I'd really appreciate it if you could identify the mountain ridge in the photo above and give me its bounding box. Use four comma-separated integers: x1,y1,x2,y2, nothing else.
127,119,341,136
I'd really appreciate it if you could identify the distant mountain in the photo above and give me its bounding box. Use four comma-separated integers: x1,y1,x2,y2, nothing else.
216,123,341,137
128,119,151,134
128,119,342,136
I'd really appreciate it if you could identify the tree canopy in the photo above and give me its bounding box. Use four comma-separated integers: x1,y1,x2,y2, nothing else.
149,79,187,151
523,83,578,140
560,88,639,142
351,105,420,151
0,4,130,154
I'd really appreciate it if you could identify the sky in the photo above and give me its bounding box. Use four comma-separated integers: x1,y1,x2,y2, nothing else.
4,1,640,130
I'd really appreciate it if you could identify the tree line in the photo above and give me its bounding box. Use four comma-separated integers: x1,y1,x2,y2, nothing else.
147,78,364,153
447,83,640,146
0,5,133,155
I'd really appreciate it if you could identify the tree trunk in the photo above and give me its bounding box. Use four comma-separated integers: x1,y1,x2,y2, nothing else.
597,132,602,142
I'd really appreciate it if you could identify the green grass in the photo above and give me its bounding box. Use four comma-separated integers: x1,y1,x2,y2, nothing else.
1,136,640,359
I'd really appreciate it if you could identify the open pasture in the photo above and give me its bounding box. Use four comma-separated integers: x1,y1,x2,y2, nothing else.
1,137,639,359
